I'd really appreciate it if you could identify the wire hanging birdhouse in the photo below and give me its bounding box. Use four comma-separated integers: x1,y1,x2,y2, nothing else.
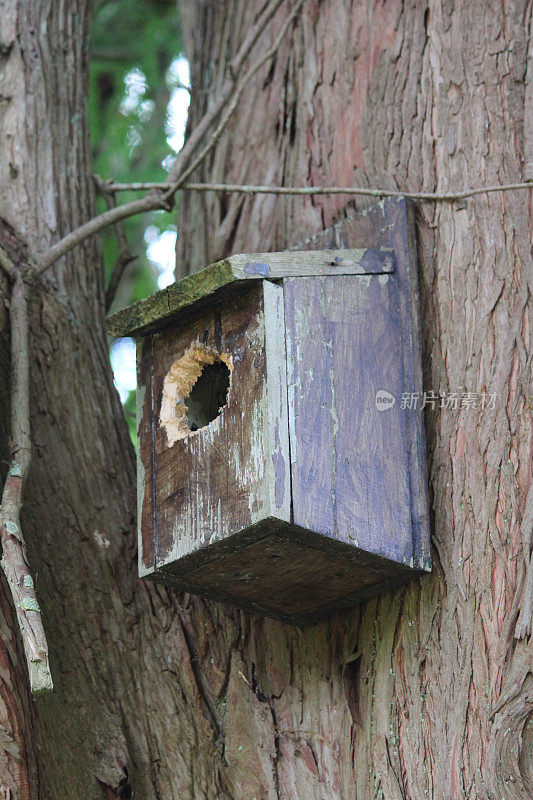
106,199,431,625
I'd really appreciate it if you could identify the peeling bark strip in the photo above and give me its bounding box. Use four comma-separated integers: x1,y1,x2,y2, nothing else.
0,275,52,694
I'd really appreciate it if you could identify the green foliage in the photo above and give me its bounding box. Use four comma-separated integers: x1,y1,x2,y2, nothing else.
89,0,183,309
90,0,186,446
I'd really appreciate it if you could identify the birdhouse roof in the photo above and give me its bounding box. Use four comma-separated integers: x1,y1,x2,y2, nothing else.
105,247,395,338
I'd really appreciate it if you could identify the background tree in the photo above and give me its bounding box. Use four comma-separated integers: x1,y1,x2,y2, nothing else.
91,0,184,441
91,0,179,307
0,1,531,799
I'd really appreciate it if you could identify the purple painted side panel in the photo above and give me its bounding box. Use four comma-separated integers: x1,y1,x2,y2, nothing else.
294,198,431,571
284,275,413,564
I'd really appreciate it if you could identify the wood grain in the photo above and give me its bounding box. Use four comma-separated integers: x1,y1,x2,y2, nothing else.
146,281,290,573
296,198,431,570
136,337,155,575
137,201,430,621
105,247,395,338
153,534,400,624
148,518,424,625
262,280,291,520
284,274,413,564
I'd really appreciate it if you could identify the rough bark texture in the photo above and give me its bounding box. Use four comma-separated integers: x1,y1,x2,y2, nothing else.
0,0,530,799
176,1,533,799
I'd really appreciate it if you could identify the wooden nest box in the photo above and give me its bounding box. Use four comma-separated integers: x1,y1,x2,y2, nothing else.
106,199,430,625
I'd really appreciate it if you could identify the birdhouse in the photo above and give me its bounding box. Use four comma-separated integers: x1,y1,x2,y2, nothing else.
106,199,430,625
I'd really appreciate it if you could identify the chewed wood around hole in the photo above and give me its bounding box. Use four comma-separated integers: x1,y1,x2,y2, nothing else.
159,344,232,445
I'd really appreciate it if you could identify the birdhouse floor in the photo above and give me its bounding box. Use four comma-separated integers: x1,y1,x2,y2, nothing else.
148,520,424,626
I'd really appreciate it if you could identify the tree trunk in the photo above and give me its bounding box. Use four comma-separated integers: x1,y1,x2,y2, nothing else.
176,1,533,798
0,1,531,799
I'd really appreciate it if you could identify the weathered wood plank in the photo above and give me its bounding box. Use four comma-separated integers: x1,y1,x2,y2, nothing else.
262,281,291,521
105,247,395,338
135,198,430,622
136,337,155,576
386,200,431,569
148,524,423,625
284,274,413,564
181,537,378,617
229,248,395,277
294,198,431,571
147,282,290,574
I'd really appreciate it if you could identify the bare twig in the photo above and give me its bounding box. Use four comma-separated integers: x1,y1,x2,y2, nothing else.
105,248,138,314
34,194,160,277
163,0,285,188
160,0,306,205
100,179,533,202
37,0,303,277
0,273,53,694
91,46,134,62
93,176,138,312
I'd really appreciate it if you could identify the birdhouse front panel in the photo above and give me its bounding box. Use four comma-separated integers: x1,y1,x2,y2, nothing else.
136,280,291,577
107,198,431,625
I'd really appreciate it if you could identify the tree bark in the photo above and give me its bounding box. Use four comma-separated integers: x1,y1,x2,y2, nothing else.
0,0,530,799
176,1,533,799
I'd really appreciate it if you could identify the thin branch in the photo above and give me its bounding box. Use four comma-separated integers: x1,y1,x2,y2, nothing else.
93,176,138,312
105,250,138,315
91,46,133,62
0,274,53,694
37,0,302,277
100,179,533,202
163,0,285,188
34,195,160,277
160,0,306,205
